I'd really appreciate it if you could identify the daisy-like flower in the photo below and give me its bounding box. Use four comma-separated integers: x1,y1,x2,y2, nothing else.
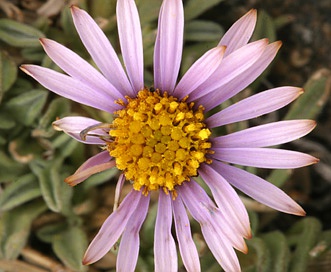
21,0,318,271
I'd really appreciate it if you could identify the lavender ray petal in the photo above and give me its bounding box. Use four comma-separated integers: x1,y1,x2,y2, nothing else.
154,191,177,272
72,150,110,172
65,151,114,186
201,224,241,272
206,87,303,127
212,147,319,169
52,116,108,145
211,161,306,215
199,164,251,239
117,0,144,93
189,39,268,102
172,197,201,272
40,38,124,100
20,65,119,113
197,41,281,111
70,6,133,96
154,0,184,93
178,181,247,252
212,120,316,148
117,194,150,272
173,46,226,98
83,190,142,265
178,181,242,272
219,9,257,57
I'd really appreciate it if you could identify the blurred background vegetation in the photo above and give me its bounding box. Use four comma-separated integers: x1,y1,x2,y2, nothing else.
0,0,330,271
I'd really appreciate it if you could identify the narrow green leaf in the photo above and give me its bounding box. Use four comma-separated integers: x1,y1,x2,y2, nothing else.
30,158,73,214
89,0,116,18
6,78,33,97
136,0,161,26
36,222,68,243
0,151,27,182
267,169,293,188
0,110,16,129
285,69,331,120
184,0,225,21
82,167,118,189
248,210,259,236
142,25,157,67
60,7,80,40
261,231,290,272
185,20,224,42
21,47,45,62
274,14,296,30
288,217,322,272
0,201,47,259
252,10,277,42
0,50,17,103
0,135,5,145
33,97,71,138
52,226,88,271
0,19,44,47
52,133,80,158
247,237,271,272
0,173,41,211
6,89,48,126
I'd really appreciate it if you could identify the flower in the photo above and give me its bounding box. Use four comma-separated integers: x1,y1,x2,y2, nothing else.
20,0,318,271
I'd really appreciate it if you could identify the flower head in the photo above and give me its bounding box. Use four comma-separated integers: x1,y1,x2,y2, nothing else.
21,0,318,271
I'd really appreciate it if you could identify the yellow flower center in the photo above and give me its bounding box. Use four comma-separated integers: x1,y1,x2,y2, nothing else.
107,88,212,195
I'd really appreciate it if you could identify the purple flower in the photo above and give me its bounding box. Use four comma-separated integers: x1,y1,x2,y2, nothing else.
21,0,318,271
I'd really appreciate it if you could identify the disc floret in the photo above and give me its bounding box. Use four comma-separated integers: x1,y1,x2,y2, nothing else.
107,88,212,194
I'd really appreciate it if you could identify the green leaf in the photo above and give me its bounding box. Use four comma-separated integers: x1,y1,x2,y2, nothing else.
0,201,47,259
6,78,33,97
287,217,322,272
247,237,271,272
248,210,259,236
60,7,80,40
21,47,45,62
52,226,88,271
142,26,157,67
0,135,5,145
52,133,80,158
261,231,290,272
0,50,17,103
252,10,277,42
136,0,161,26
0,19,44,47
267,169,293,188
184,0,225,21
0,151,27,182
33,97,71,138
185,20,224,42
36,222,68,243
285,69,331,120
82,167,118,190
0,109,16,130
89,0,116,18
6,89,48,126
0,173,41,211
30,158,73,214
